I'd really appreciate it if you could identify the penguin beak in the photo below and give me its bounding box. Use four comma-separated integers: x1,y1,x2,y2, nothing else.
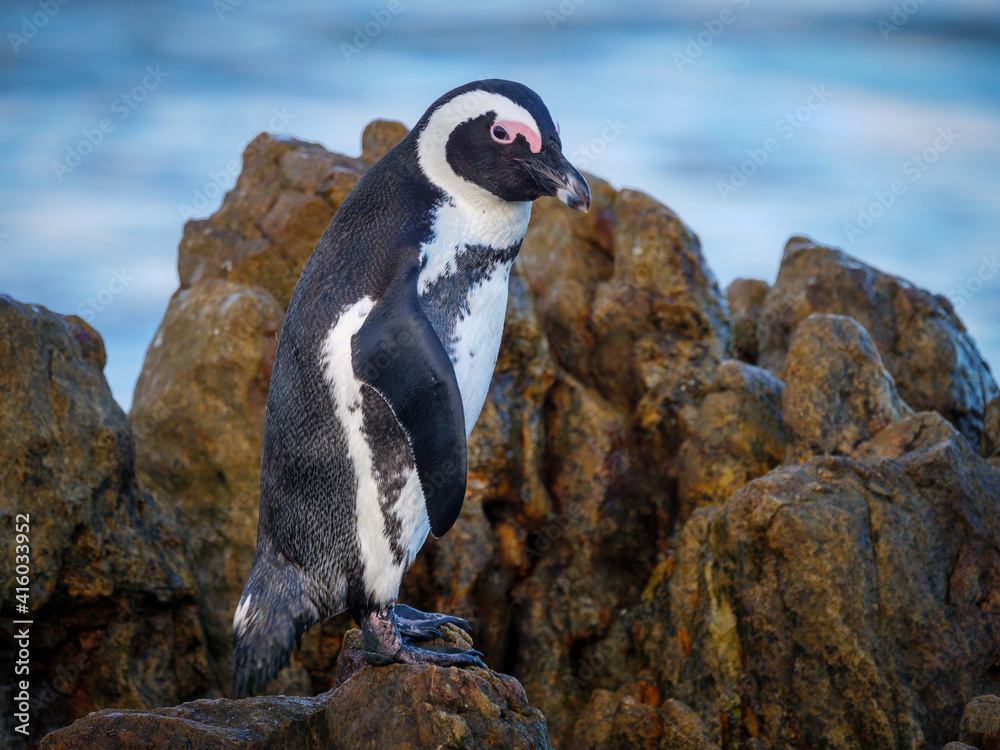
519,147,591,212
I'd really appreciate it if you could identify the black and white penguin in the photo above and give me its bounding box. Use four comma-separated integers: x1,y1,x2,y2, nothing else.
232,79,589,695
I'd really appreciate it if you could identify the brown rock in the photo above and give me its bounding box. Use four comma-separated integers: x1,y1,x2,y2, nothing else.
0,297,213,746
521,185,729,416
676,360,785,520
42,625,551,750
177,133,365,309
960,695,1000,750
510,374,651,746
983,396,1000,459
726,278,769,363
129,279,283,691
757,236,998,445
633,410,1000,749
360,118,409,165
569,685,719,750
782,314,913,460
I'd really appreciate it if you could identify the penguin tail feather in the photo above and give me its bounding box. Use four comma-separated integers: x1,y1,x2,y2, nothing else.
231,547,321,698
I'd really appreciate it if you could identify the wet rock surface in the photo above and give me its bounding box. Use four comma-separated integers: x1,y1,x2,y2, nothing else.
5,122,996,749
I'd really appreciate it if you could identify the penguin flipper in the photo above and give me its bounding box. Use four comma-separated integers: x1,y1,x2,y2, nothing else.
352,262,468,538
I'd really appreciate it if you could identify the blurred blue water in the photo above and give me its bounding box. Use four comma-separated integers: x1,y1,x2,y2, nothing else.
1,0,998,408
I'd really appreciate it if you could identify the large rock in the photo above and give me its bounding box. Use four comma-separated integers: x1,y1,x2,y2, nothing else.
984,395,1000,459
782,314,913,460
41,625,552,749
632,410,1000,749
756,236,998,445
521,187,730,417
0,297,213,748
958,695,1000,750
130,279,284,691
675,360,785,520
725,278,769,364
569,684,719,750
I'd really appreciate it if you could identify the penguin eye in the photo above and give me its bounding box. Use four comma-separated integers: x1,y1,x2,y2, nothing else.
491,125,512,144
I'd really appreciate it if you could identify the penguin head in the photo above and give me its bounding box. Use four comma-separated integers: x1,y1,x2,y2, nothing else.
414,79,590,212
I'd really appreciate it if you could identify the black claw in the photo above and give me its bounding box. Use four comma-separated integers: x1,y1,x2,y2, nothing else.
393,603,474,634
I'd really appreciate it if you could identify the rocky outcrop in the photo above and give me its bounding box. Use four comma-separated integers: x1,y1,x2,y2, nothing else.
957,695,1000,749
675,360,785,521
570,684,719,750
781,313,913,460
632,411,1000,749
7,119,997,750
754,236,998,445
40,625,551,750
0,298,214,748
726,278,769,363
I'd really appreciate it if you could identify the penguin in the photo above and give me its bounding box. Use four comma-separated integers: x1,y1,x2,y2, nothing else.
232,79,590,695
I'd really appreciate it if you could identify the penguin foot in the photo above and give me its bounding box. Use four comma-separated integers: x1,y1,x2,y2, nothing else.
360,607,486,669
393,602,473,639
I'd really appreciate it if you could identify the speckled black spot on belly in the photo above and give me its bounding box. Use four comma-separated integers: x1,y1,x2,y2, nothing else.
419,242,520,355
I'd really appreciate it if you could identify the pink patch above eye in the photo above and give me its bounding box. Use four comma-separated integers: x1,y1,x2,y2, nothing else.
492,119,542,153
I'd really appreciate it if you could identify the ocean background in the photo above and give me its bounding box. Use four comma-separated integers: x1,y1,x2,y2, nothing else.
1,0,998,409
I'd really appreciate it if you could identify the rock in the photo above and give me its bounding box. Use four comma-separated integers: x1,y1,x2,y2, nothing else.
520,186,730,416
360,118,409,165
726,278,769,363
41,625,552,750
130,279,283,692
756,236,998,446
983,396,1000,459
177,133,365,309
633,409,1000,749
960,695,1000,750
944,743,979,750
676,360,785,520
782,314,913,460
569,685,719,750
0,297,213,747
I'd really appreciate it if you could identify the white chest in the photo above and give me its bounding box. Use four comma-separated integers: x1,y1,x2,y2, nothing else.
416,198,528,436
446,264,512,436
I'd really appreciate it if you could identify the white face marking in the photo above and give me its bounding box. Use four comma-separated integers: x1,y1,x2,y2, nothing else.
416,89,541,211
320,297,422,605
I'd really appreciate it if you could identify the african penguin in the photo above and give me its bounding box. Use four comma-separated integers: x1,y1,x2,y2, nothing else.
232,79,590,695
